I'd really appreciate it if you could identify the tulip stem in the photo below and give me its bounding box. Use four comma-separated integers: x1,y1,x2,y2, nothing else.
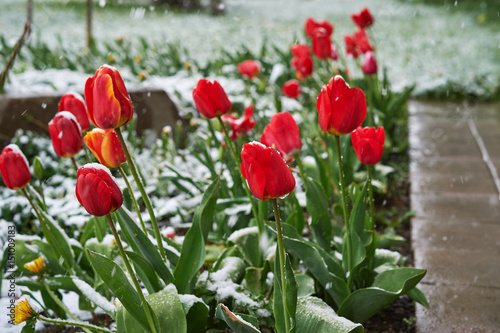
118,166,147,234
272,198,290,333
106,214,158,333
38,315,113,333
366,75,376,127
115,127,166,262
367,165,377,267
334,135,353,289
217,116,262,237
42,280,92,333
71,158,79,172
206,118,220,147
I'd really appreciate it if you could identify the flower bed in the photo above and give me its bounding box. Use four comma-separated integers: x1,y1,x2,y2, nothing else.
1,8,427,333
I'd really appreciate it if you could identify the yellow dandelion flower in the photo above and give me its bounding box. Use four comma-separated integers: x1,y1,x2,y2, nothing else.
24,256,45,274
138,71,147,81
183,62,192,71
116,35,124,43
14,298,37,325
134,55,142,63
108,54,116,63
111,238,116,246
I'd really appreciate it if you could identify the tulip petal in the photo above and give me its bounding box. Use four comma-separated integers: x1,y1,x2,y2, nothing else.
241,149,267,201
331,87,367,135
93,74,122,129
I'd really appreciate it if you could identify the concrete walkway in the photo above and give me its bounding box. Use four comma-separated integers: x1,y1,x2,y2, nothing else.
409,100,500,333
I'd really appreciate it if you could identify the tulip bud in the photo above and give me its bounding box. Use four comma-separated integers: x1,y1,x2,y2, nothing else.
33,156,44,180
237,60,261,79
362,51,378,76
58,92,90,132
192,79,232,119
0,144,31,190
48,112,84,158
260,111,302,162
84,128,126,168
76,163,123,216
317,76,367,136
312,28,333,60
240,142,296,201
351,126,385,165
282,79,301,99
164,226,176,240
85,65,134,129
351,7,374,29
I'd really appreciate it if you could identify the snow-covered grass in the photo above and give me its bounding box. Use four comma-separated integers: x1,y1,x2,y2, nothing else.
1,0,499,98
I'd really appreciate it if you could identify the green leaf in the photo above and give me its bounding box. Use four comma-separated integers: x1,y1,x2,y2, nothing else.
87,250,152,332
407,287,430,308
179,294,209,333
273,249,297,333
338,268,427,323
38,210,75,271
174,177,220,293
295,296,363,333
20,323,36,333
227,226,261,267
215,303,260,333
126,251,165,293
304,177,333,250
296,273,315,297
115,207,174,286
117,285,187,333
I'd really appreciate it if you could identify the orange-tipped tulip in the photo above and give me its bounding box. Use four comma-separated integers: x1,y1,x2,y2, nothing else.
85,65,134,129
317,76,367,136
84,128,126,168
0,144,31,190
76,163,123,216
48,112,84,158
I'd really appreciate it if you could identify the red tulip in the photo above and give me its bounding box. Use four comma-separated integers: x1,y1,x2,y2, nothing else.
192,79,232,119
354,28,373,54
362,51,378,75
85,65,134,129
241,142,296,201
317,76,367,136
164,226,176,240
304,17,334,38
312,28,333,60
237,60,261,79
351,8,374,29
282,80,301,99
48,112,84,158
344,35,361,59
290,44,311,57
221,105,256,140
330,45,339,61
0,144,31,190
76,163,123,216
84,128,126,168
260,111,302,162
351,126,385,165
58,92,90,132
291,55,313,80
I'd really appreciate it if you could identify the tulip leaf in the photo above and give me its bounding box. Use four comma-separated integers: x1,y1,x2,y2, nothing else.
87,250,153,332
215,303,260,333
407,287,430,308
296,273,316,297
227,226,261,267
117,285,187,333
179,294,209,333
126,251,164,294
38,210,75,271
267,222,349,308
115,207,174,286
295,296,363,333
337,267,427,323
174,177,220,293
273,250,297,333
304,177,333,251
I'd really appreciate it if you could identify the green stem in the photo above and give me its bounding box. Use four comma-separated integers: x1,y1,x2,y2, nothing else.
83,142,92,163
366,75,375,127
42,281,92,333
71,157,78,172
115,127,166,261
38,315,114,333
206,118,220,147
294,154,308,193
38,179,47,211
217,116,262,236
272,198,290,333
118,166,147,234
334,135,353,288
106,215,157,333
367,165,377,266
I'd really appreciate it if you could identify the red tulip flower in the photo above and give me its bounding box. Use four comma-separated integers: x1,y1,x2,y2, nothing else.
362,51,378,75
317,76,367,136
237,60,261,79
330,45,339,61
76,163,123,216
351,126,385,165
58,92,90,132
354,28,374,54
290,44,311,57
221,105,256,140
344,35,361,59
0,144,31,190
351,8,374,29
260,111,302,162
312,28,333,60
291,55,313,80
282,80,301,99
84,128,126,168
241,142,296,201
85,65,134,129
304,17,334,38
192,79,232,119
48,112,84,158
